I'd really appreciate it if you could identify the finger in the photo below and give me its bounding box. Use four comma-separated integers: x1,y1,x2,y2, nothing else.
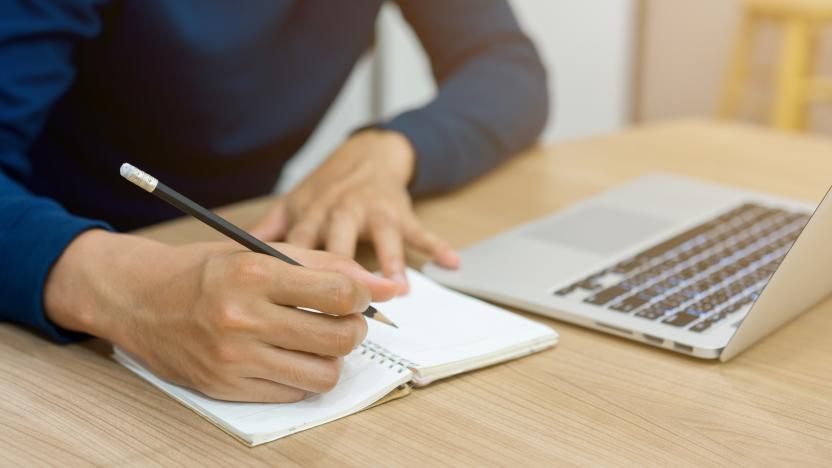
325,207,362,258
252,262,372,316
249,345,345,394
403,217,460,269
369,212,408,294
286,209,326,249
208,378,307,403
249,199,291,241
271,243,399,302
253,303,368,357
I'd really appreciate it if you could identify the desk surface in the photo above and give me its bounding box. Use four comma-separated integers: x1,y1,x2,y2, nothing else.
2,120,831,466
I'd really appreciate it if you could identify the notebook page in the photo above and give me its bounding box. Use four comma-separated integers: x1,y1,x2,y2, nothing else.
366,269,557,383
114,346,412,446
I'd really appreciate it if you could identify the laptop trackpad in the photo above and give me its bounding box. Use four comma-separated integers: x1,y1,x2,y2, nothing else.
525,205,674,255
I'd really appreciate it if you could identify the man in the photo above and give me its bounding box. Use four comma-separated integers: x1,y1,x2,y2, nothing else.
0,0,548,402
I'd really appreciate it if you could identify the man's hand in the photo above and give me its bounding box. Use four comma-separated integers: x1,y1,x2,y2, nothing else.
44,230,398,403
250,130,460,294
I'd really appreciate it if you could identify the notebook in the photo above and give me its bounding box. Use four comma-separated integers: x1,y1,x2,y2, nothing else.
114,269,558,446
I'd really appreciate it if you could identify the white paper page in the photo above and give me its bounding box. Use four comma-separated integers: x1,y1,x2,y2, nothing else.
366,269,557,372
114,346,411,446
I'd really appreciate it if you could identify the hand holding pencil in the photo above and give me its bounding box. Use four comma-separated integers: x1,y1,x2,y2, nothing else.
120,163,398,328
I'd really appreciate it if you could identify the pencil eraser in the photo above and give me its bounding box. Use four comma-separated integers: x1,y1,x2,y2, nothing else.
120,163,158,192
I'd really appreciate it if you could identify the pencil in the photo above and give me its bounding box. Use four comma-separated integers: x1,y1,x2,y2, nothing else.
120,163,397,328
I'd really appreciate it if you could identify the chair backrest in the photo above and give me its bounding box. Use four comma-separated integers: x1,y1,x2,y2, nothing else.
744,0,832,20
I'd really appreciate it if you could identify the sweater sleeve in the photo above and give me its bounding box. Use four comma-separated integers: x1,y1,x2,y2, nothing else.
382,0,549,196
0,0,112,343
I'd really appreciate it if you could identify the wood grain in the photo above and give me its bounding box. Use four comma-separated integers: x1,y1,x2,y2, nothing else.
2,119,831,466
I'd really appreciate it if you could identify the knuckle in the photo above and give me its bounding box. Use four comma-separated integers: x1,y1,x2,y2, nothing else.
329,317,363,356
212,302,252,332
229,255,270,284
314,358,342,393
329,276,359,313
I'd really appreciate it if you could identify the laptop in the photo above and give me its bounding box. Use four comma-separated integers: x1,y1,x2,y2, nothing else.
423,173,832,361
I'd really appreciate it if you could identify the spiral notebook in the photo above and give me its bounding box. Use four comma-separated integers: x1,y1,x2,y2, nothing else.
114,269,558,446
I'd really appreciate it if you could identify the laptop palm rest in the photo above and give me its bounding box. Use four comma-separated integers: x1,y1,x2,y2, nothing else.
524,205,675,256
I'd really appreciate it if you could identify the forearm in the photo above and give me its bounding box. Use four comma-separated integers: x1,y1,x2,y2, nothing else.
386,0,549,196
384,50,549,195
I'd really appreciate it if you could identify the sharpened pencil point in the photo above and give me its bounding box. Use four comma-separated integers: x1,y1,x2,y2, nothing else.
367,308,397,328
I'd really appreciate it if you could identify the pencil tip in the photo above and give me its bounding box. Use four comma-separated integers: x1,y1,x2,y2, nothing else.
378,314,398,328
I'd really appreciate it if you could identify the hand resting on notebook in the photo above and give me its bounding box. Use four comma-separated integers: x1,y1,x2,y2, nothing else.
44,230,398,403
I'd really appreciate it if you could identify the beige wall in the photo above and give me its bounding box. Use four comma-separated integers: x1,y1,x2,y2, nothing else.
638,0,832,134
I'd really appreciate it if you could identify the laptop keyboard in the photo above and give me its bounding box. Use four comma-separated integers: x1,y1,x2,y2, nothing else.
553,203,811,333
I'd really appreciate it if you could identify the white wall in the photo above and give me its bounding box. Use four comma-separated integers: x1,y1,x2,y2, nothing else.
278,1,637,192
511,0,637,141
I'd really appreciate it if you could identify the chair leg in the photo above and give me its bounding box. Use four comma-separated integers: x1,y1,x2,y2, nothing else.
772,19,812,131
720,13,758,119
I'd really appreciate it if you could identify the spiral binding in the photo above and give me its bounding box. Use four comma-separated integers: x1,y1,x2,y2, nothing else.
358,340,418,374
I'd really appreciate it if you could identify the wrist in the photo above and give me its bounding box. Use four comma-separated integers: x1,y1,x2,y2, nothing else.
355,129,416,186
44,230,170,344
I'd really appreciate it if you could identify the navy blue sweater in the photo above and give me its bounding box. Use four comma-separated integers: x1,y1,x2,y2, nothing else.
0,0,548,342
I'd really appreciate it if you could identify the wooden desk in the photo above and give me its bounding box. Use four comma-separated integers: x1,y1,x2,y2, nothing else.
2,120,830,465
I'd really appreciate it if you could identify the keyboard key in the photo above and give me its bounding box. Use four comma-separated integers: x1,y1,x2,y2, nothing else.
662,311,700,327
554,285,578,296
575,273,606,291
584,285,630,306
635,306,667,320
612,257,644,274
554,271,610,296
690,321,713,332
609,294,649,312
721,301,746,315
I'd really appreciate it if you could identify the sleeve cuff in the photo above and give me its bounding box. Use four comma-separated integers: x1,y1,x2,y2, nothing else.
359,110,458,197
12,208,112,344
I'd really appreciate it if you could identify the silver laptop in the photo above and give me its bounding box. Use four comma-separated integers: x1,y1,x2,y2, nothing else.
423,174,832,361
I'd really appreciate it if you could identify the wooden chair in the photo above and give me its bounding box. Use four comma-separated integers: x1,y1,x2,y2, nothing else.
720,0,832,131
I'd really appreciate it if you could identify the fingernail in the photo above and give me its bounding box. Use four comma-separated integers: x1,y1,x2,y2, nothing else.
441,249,461,268
392,272,409,295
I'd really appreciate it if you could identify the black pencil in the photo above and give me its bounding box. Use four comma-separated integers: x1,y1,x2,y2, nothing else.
120,163,397,328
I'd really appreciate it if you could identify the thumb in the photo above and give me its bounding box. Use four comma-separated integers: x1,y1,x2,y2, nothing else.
249,199,290,241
